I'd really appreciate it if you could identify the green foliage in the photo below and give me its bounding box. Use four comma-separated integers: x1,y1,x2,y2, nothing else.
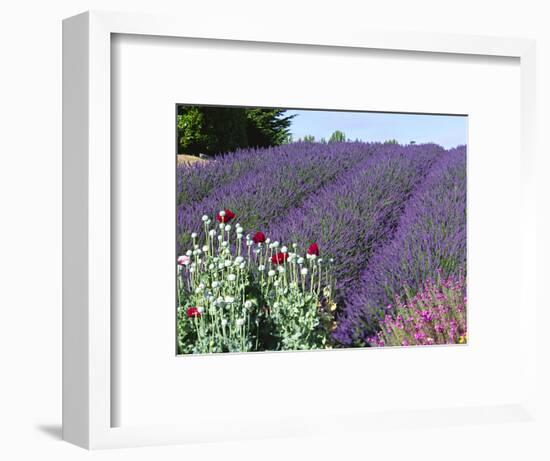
177,106,248,155
245,108,295,148
384,139,399,145
177,106,295,156
302,135,316,143
177,220,335,354
329,130,346,142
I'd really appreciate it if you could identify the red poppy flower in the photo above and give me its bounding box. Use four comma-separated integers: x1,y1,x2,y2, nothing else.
215,209,236,223
186,307,201,318
252,231,266,244
271,252,288,264
307,243,320,256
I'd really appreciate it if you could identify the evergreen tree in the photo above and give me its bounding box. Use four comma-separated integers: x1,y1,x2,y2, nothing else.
177,106,248,155
177,106,295,156
245,108,295,148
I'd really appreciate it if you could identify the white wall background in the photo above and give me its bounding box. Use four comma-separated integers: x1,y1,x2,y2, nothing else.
0,0,548,459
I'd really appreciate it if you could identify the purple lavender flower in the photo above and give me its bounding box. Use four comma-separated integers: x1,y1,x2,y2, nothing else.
267,143,445,305
335,146,466,345
177,142,380,253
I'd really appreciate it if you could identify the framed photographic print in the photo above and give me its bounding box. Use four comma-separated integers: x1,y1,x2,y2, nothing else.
63,11,538,449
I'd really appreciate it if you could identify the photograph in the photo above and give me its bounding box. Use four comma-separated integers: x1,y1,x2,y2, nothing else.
176,105,467,354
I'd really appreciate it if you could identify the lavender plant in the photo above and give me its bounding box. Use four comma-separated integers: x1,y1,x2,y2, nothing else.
178,144,300,206
267,143,444,305
177,142,376,253
334,146,467,345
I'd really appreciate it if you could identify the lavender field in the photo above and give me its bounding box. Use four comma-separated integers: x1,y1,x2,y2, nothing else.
176,141,467,354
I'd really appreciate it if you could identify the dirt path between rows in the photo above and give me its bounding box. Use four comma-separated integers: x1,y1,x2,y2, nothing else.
177,154,206,165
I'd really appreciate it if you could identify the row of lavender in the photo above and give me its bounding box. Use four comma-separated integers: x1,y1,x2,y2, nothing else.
334,146,467,345
177,142,378,252
266,143,445,304
177,142,376,207
177,142,467,347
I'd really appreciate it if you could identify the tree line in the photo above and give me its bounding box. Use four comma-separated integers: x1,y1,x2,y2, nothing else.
177,105,405,157
177,106,295,156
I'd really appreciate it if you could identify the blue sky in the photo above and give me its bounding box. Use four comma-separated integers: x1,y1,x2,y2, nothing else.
285,109,467,149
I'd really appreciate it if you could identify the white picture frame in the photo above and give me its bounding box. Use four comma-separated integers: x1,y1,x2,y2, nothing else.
62,10,538,449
